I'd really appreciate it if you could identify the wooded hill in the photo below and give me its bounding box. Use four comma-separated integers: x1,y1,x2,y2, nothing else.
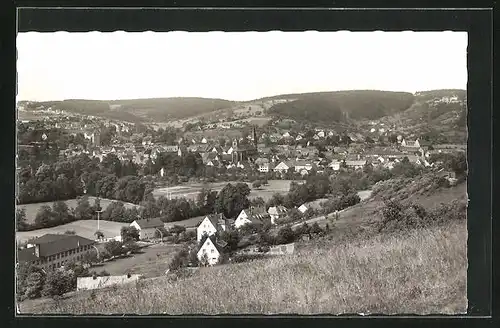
266,91,416,122
26,98,235,123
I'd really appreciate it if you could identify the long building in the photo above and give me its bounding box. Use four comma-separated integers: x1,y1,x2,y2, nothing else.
17,234,96,270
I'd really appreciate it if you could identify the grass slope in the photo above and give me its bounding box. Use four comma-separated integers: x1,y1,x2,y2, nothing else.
23,220,466,314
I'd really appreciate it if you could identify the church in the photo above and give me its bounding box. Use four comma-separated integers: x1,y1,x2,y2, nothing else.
231,127,259,164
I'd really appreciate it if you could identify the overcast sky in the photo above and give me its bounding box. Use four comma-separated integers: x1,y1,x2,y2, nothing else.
17,31,467,102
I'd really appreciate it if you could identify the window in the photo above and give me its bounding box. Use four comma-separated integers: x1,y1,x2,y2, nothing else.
211,249,214,253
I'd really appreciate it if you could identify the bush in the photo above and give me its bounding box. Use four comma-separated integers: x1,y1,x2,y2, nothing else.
252,180,262,189
231,253,266,263
168,248,190,271
276,225,296,245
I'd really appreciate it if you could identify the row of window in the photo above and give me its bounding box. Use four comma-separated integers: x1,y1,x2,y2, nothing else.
36,253,87,269
31,245,92,265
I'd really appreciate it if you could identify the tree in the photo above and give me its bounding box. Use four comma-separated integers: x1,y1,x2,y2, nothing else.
23,270,46,300
52,200,70,224
252,180,262,189
215,183,251,218
218,230,240,251
34,205,54,228
104,240,124,258
16,208,28,231
81,249,99,266
42,268,73,298
94,230,104,240
310,222,322,234
276,225,296,244
169,225,186,235
121,226,140,243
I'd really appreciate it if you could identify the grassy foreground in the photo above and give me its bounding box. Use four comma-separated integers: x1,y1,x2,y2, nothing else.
26,221,467,315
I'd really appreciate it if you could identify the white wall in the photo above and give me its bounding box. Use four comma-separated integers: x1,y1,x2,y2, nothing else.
77,274,142,291
197,217,218,242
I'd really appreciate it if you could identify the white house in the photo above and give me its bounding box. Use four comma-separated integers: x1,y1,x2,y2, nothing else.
401,138,420,148
267,206,288,225
234,207,270,229
345,160,367,170
298,204,308,214
328,160,341,171
273,161,292,174
201,137,208,144
130,218,164,240
196,213,228,242
294,161,313,173
197,237,221,266
258,162,274,173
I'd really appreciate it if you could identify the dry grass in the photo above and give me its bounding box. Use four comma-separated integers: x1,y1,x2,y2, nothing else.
25,221,467,315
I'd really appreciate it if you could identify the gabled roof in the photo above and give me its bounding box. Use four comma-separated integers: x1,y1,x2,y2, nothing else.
133,218,164,229
204,213,226,227
268,205,288,215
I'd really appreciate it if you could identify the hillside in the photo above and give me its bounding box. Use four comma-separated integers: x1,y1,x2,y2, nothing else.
266,90,415,122
24,98,235,123
20,174,467,314
373,89,467,142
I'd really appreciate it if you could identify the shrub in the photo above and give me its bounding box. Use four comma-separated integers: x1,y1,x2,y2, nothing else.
276,225,296,245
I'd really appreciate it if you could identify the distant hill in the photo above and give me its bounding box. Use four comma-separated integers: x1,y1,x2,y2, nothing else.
375,89,467,142
266,90,415,122
25,98,235,123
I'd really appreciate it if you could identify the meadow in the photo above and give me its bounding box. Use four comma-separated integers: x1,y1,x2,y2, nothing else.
16,219,127,244
92,243,182,278
18,197,140,225
152,179,297,202
20,220,467,314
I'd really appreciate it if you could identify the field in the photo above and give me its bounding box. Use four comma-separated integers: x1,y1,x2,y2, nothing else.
152,180,298,202
18,197,140,225
16,220,127,244
92,243,182,278
20,220,467,314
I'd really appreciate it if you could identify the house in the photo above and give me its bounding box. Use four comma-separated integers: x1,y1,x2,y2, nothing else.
196,213,227,242
17,234,96,271
234,207,270,229
258,162,275,173
328,160,341,171
164,145,179,153
197,237,223,266
294,160,314,175
130,218,165,240
267,206,288,225
273,161,293,174
298,204,309,214
345,160,367,170
401,138,420,148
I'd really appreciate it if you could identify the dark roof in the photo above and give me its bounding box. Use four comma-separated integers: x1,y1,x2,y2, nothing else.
205,213,226,227
17,247,38,263
28,234,96,258
134,218,164,229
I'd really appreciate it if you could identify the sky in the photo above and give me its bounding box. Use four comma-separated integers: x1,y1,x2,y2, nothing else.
17,31,467,102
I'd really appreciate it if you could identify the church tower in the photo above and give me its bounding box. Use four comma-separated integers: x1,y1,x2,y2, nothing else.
253,126,258,150
232,138,239,163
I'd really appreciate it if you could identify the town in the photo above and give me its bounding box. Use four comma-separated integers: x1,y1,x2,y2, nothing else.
16,90,467,314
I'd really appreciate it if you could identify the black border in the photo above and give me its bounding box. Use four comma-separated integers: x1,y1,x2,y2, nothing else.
1,2,496,328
